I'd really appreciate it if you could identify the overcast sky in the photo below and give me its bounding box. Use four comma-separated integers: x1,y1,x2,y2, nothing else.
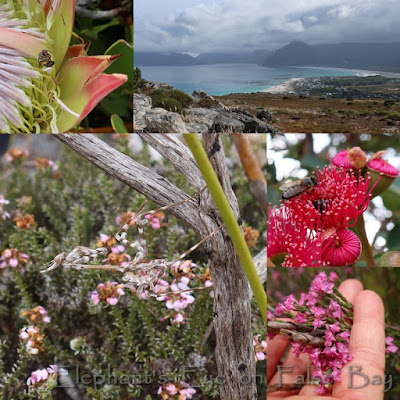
134,0,400,54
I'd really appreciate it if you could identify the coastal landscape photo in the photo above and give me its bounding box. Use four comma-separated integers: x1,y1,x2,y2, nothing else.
134,0,400,133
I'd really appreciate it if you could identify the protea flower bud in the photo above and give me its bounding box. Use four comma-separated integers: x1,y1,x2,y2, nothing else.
331,147,367,170
0,0,127,133
367,151,399,197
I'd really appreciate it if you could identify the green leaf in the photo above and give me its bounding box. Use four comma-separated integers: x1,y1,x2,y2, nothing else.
105,40,133,83
80,18,120,41
111,115,128,133
381,187,400,211
99,93,130,118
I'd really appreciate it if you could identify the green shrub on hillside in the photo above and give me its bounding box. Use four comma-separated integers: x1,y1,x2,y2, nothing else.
150,89,194,113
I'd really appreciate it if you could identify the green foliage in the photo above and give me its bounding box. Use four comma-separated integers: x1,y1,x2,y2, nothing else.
0,138,265,399
196,98,215,109
70,11,133,129
134,67,145,92
150,89,194,113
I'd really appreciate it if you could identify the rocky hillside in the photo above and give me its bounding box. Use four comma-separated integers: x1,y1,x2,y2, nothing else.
134,83,281,133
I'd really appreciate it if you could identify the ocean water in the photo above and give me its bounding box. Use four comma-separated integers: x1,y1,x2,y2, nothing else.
136,64,368,96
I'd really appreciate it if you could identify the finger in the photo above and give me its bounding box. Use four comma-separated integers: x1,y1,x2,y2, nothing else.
332,290,386,400
268,342,311,393
267,334,290,382
284,396,336,400
337,279,364,304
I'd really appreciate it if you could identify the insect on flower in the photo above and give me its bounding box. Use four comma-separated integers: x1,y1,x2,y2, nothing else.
279,176,318,200
38,50,55,68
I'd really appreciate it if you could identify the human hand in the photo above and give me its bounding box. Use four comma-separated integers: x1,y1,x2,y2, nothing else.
267,279,386,400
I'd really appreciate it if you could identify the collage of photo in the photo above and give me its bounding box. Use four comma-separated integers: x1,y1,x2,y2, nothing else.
1,0,400,399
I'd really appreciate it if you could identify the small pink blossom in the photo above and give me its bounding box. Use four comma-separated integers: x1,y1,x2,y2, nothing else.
385,336,399,354
158,382,196,399
0,248,29,269
27,365,58,389
172,313,186,326
91,282,125,306
253,334,267,362
145,211,165,229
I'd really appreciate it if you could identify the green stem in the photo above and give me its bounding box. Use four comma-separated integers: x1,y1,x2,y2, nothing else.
355,213,376,267
184,134,267,322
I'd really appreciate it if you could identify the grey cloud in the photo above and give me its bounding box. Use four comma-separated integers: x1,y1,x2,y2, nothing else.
135,0,400,53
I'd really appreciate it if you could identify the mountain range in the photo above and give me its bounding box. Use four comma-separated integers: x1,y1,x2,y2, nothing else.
134,50,271,66
135,42,400,72
262,41,400,72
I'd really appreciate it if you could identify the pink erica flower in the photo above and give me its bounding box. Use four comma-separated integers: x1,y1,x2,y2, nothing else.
91,282,125,306
270,272,353,394
385,336,399,354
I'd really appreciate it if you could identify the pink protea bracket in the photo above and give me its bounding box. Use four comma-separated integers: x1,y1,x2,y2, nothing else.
64,42,90,61
0,28,45,58
57,54,123,99
56,72,127,132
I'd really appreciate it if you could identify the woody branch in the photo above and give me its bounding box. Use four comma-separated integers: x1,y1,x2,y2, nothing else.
54,133,260,400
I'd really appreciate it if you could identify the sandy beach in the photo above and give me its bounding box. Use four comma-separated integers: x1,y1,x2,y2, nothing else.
263,77,304,94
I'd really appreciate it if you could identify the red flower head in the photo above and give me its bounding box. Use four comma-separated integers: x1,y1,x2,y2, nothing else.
267,205,325,267
284,165,377,231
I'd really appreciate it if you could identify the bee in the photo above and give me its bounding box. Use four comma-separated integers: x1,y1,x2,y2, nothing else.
279,176,318,200
38,50,55,68
312,199,330,213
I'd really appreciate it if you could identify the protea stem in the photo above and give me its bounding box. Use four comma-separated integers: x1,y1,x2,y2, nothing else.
184,134,267,321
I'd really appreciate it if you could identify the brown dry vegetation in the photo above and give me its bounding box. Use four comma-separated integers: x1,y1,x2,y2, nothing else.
217,92,400,133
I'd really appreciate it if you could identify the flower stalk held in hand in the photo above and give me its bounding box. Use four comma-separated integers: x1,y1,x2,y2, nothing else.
268,272,399,394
